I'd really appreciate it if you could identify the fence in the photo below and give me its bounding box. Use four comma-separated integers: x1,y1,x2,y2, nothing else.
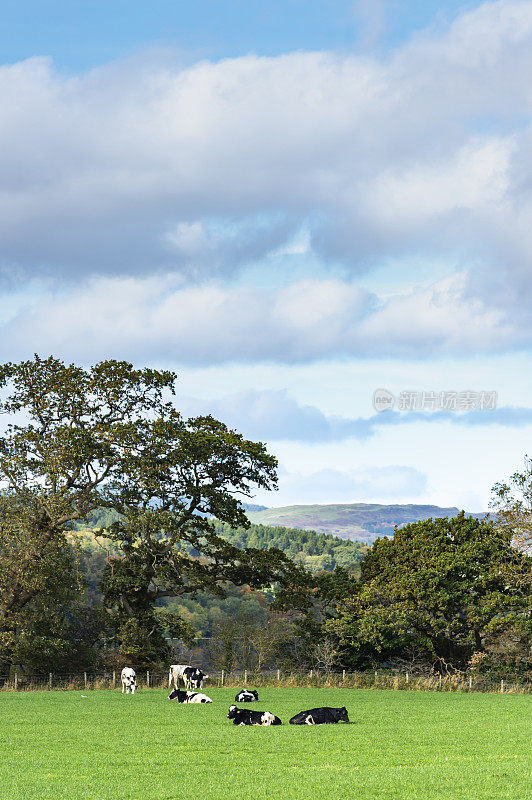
1,669,530,694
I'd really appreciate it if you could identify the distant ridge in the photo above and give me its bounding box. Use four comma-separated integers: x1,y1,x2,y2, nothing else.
241,502,269,513
246,503,487,544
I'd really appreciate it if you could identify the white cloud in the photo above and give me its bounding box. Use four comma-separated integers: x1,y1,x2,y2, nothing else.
174,387,532,444
2,270,525,364
366,138,512,228
254,464,428,506
359,273,515,356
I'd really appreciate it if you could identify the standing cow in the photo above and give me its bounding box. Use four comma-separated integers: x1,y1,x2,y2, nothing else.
169,664,209,691
183,667,208,690
121,667,137,694
168,665,190,691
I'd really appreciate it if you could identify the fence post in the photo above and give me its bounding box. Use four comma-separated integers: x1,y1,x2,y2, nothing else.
277,669,280,682
500,680,504,693
147,671,150,689
406,672,409,685
374,671,378,685
84,672,87,689
244,669,247,685
14,673,18,691
49,672,52,690
439,674,442,689
221,669,224,686
112,670,116,689
469,676,472,690
309,669,313,679
342,669,345,681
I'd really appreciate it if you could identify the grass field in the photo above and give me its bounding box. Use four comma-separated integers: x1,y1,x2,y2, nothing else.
0,687,530,800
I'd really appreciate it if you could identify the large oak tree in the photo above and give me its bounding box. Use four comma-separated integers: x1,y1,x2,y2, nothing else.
0,356,304,665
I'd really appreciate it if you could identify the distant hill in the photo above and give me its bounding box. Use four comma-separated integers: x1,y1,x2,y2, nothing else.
213,520,363,574
246,503,487,544
241,502,269,513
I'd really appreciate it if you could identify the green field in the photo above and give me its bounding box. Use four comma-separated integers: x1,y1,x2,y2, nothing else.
0,688,530,800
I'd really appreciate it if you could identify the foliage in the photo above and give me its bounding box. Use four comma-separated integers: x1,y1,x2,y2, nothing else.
467,650,532,682
0,356,176,647
0,494,103,671
0,356,309,668
70,518,362,613
70,518,360,667
329,513,531,671
203,602,294,672
490,455,532,558
213,519,363,573
273,566,358,671
97,411,308,664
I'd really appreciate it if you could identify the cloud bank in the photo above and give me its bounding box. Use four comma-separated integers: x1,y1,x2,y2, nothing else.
0,0,531,311
254,464,429,506
1,0,532,366
174,389,532,443
1,272,521,363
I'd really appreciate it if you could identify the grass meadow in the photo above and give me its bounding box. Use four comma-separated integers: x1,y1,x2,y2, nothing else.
0,687,530,800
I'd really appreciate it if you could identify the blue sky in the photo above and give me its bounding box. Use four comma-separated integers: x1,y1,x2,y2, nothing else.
1,0,531,510
2,1,473,70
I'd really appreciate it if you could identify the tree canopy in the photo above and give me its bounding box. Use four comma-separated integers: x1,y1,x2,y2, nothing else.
329,512,531,672
0,356,305,666
490,455,532,558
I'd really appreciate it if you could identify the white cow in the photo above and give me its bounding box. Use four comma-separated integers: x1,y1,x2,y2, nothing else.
168,664,191,691
121,667,137,694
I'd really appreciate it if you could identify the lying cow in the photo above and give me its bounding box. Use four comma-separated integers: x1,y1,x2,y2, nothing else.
227,705,281,726
168,664,191,690
235,689,259,702
183,666,208,690
168,688,212,703
121,667,137,694
289,706,349,725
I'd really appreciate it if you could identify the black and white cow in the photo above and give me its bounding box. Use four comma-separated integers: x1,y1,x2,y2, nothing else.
289,706,349,725
182,666,208,690
168,688,212,703
235,689,259,702
227,705,281,726
121,667,137,694
169,664,208,690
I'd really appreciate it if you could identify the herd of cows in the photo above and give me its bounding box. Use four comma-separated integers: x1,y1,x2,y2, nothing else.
120,665,350,726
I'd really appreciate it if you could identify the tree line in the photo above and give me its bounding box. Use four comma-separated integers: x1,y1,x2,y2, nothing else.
1,357,530,681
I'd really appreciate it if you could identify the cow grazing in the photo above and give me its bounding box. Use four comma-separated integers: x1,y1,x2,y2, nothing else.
168,664,192,690
227,705,281,726
168,689,212,703
235,689,259,702
289,706,349,725
121,667,137,694
182,666,208,690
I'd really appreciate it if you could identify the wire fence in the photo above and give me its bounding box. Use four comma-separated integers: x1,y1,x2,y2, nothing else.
1,668,530,694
